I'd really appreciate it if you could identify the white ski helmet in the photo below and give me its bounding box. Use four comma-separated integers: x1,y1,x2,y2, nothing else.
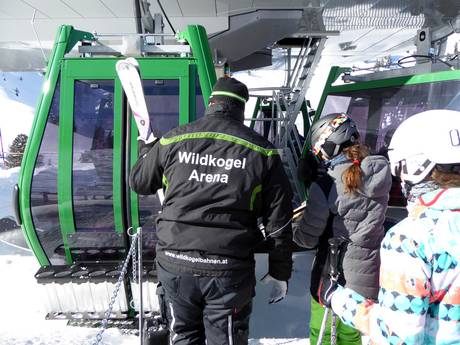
387,109,460,184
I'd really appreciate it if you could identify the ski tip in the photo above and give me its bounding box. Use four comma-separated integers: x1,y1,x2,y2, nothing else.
115,58,140,73
125,57,140,68
115,59,129,71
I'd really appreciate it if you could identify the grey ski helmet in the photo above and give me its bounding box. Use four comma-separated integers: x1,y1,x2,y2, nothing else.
310,113,359,160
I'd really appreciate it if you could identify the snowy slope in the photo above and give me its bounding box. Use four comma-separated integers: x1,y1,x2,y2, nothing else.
0,72,42,223
0,72,42,152
0,71,43,108
0,87,35,153
0,167,19,220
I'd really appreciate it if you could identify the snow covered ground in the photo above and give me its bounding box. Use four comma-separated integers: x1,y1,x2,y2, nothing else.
0,245,312,345
0,251,140,345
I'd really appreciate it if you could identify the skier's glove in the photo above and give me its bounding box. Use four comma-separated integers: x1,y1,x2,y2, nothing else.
318,276,339,308
297,151,319,188
261,273,288,304
137,136,159,156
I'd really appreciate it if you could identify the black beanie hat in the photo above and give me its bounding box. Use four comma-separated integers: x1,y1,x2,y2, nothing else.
209,77,249,107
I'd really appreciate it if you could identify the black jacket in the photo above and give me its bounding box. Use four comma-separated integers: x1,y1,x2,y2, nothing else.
129,104,293,281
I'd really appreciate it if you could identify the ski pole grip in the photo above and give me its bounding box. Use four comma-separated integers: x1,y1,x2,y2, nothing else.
328,237,342,279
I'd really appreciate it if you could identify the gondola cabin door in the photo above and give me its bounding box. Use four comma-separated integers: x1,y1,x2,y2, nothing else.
28,58,205,266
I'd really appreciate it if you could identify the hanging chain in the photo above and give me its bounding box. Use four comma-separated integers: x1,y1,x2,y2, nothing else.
91,227,139,345
132,231,138,284
130,228,139,310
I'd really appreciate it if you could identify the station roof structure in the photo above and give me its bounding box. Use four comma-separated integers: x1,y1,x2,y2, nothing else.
0,0,458,71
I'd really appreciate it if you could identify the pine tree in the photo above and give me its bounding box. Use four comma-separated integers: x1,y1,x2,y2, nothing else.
5,134,28,168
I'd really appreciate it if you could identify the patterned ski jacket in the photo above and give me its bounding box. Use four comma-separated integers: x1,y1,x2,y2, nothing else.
331,188,460,345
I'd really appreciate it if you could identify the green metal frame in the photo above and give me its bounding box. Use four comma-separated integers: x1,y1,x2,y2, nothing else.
127,59,195,229
316,66,460,121
130,120,140,230
18,24,216,266
60,58,196,262
249,97,261,129
113,80,124,234
302,65,460,157
300,100,309,136
314,66,351,121
17,25,94,266
59,59,125,262
178,25,217,102
189,64,198,122
296,64,460,201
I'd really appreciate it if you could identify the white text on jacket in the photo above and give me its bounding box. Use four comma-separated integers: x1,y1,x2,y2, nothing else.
178,151,246,184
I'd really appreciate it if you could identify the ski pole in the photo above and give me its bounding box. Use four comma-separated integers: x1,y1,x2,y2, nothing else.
328,237,342,280
328,237,343,345
316,237,344,345
331,313,337,345
138,227,144,345
316,306,330,345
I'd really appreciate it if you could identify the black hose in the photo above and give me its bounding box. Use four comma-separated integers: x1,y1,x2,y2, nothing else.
397,54,433,68
134,0,143,33
397,54,455,70
157,0,176,35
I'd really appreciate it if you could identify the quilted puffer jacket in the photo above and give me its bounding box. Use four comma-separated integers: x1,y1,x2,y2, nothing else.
294,155,391,299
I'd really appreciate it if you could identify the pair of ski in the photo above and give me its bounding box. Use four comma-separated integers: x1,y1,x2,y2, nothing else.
116,58,165,206
116,58,155,144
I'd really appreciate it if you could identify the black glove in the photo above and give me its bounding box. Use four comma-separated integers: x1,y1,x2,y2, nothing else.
297,151,319,188
292,219,301,235
261,273,288,304
138,137,159,156
317,276,339,308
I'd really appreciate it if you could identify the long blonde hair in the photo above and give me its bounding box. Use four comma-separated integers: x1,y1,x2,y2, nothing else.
342,144,370,193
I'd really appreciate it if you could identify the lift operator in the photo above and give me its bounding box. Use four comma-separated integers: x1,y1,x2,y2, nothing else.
129,77,294,345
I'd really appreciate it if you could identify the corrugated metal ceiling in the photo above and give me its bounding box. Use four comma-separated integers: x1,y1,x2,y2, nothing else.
0,0,456,71
0,0,432,47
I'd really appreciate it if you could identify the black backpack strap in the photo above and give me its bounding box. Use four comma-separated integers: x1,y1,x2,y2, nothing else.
314,173,334,198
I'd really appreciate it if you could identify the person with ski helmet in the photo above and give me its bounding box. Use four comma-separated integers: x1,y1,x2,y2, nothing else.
293,113,392,345
320,109,460,344
129,77,294,345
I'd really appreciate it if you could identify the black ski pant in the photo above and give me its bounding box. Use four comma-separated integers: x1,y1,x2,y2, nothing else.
157,263,255,345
